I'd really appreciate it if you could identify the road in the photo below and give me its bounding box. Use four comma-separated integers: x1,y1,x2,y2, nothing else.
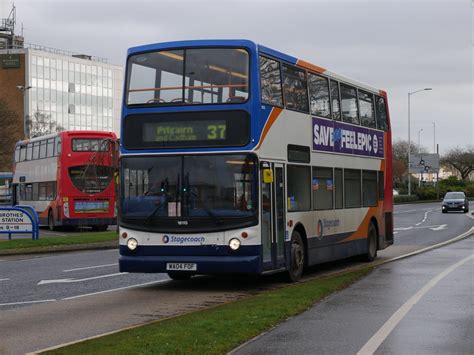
233,235,474,355
0,202,472,354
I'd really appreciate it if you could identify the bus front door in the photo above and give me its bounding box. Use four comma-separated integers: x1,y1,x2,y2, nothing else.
261,162,286,271
11,183,18,206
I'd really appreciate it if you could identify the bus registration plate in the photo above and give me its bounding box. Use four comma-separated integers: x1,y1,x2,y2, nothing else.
166,263,197,271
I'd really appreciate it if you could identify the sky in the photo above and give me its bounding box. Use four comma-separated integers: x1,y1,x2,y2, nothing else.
2,0,472,154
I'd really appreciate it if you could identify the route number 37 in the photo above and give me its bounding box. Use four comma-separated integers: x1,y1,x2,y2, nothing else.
207,125,226,140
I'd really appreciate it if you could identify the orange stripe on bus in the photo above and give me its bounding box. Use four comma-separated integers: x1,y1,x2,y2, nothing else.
255,107,283,150
296,60,326,74
340,202,383,243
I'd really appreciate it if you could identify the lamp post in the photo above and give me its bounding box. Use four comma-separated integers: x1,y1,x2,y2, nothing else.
417,128,423,153
407,88,432,196
16,85,32,139
418,128,424,186
433,121,439,197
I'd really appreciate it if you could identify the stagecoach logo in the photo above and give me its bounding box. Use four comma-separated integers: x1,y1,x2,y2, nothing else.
161,235,206,244
373,134,379,154
317,219,324,240
316,218,341,240
313,117,384,158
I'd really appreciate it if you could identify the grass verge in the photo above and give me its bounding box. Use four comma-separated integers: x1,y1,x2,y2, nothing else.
44,267,371,355
0,231,117,251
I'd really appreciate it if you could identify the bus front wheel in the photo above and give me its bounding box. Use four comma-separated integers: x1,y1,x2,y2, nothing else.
48,210,56,231
92,225,108,232
364,222,378,262
287,231,305,282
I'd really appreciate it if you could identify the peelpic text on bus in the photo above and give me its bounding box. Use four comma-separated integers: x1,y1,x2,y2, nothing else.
118,40,393,281
12,131,118,231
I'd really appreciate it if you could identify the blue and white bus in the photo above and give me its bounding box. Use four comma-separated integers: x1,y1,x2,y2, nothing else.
119,40,393,281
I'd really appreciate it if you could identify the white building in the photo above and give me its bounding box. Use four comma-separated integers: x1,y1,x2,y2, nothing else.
3,45,123,135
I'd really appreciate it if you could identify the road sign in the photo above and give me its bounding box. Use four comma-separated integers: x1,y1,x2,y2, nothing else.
0,206,39,240
409,153,439,173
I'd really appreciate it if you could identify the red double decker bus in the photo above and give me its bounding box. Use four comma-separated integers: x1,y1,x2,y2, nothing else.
12,131,118,230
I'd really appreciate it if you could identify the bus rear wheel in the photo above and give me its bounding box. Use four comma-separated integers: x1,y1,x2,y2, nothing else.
287,231,305,282
48,210,56,231
364,222,378,262
167,272,193,281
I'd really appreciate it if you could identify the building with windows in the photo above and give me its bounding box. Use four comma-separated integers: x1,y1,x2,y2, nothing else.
0,44,123,171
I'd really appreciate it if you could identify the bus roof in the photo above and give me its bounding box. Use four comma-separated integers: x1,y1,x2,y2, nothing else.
16,131,117,146
127,39,385,96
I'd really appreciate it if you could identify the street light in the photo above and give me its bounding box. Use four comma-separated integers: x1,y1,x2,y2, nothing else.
417,128,423,153
16,85,32,139
407,88,432,196
418,128,424,187
432,122,436,154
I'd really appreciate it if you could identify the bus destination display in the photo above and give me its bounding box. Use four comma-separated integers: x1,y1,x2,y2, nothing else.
144,120,227,142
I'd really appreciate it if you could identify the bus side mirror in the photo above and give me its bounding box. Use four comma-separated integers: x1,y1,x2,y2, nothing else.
263,168,273,184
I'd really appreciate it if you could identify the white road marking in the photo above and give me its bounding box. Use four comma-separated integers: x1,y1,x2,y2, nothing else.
37,272,128,285
414,210,433,226
395,224,447,233
0,299,56,307
394,207,436,215
429,224,447,231
63,263,117,272
0,278,10,282
358,253,474,355
62,279,170,300
394,226,413,231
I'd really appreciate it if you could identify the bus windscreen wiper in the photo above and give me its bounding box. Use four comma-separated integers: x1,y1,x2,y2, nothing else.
144,203,165,224
186,189,223,225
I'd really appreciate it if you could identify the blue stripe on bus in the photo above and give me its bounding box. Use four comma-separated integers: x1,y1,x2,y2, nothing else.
119,254,261,274
258,44,298,64
119,244,260,257
307,239,368,266
127,39,259,56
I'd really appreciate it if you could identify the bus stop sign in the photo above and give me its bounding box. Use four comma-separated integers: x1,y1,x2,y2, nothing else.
0,206,39,240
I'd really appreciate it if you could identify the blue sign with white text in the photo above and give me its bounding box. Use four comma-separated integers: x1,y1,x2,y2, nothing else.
0,206,39,240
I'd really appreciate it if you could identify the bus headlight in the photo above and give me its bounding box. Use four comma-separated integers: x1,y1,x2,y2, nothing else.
127,238,138,251
228,238,241,251
63,202,70,218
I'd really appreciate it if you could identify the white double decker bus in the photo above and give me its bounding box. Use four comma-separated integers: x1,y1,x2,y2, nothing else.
119,40,393,281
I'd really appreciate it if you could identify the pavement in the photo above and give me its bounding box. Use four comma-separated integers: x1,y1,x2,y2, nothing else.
232,236,474,355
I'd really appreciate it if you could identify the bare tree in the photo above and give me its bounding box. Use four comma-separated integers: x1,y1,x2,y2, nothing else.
392,159,407,186
27,111,64,138
0,98,21,171
441,147,474,181
392,139,428,164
